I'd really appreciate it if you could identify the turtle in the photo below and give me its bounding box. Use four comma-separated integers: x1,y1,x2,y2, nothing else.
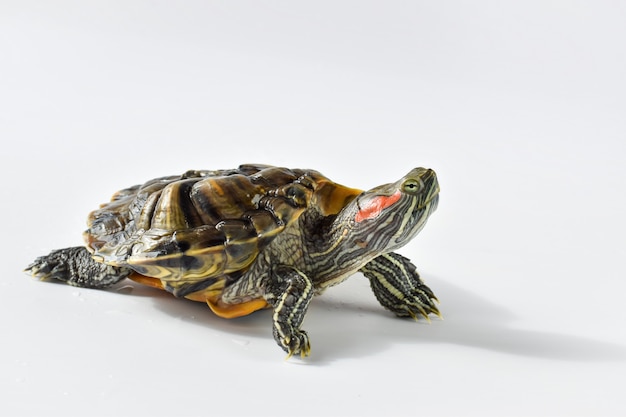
26,164,440,358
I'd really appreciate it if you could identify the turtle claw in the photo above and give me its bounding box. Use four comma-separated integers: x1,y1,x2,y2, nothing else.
404,296,441,322
282,329,311,359
408,286,442,320
429,301,443,320
408,308,431,323
25,255,58,281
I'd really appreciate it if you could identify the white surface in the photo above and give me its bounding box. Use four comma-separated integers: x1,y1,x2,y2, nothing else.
2,1,625,416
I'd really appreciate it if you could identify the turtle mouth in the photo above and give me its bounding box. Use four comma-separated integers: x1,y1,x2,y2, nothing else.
422,191,439,212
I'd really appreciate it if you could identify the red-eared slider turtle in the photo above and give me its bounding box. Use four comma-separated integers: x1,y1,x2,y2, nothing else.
26,164,440,357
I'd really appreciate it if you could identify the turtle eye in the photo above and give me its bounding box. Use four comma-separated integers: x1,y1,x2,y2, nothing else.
402,179,422,194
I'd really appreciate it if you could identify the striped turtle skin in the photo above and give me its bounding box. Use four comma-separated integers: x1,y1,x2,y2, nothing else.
26,164,441,358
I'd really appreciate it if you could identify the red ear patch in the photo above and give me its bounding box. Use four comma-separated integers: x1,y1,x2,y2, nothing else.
354,191,401,223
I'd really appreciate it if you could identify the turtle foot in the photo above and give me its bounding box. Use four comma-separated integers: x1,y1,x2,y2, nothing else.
398,289,441,321
280,328,311,359
362,252,442,322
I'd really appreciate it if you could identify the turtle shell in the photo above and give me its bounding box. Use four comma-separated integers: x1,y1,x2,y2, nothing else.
84,164,361,300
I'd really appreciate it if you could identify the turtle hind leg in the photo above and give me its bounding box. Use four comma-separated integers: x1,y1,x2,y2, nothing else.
361,252,441,320
25,246,131,289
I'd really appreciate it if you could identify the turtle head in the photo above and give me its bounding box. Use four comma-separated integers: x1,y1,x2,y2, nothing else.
346,167,439,254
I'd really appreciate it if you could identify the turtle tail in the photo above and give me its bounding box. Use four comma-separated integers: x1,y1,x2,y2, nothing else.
25,246,131,289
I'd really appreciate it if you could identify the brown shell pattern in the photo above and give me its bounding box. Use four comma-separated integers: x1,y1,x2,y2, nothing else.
83,164,360,291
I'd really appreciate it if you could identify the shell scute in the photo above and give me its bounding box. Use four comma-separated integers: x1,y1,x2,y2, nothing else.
151,179,202,231
128,225,228,281
245,209,282,238
190,175,259,224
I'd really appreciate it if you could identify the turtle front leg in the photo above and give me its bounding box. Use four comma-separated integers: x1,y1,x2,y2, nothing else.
264,266,314,358
360,252,441,320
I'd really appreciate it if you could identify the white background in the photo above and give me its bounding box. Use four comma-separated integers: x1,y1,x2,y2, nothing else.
2,1,625,416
